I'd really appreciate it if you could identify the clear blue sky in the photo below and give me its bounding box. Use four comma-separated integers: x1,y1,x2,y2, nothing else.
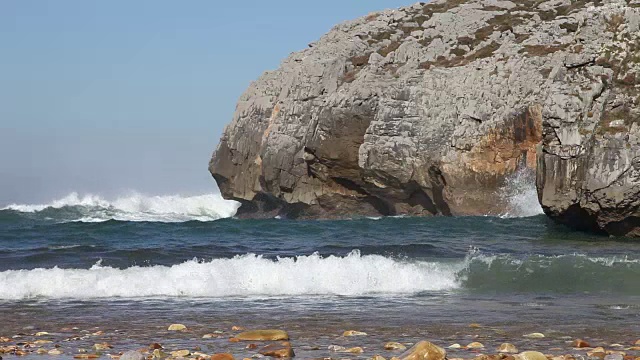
0,0,413,205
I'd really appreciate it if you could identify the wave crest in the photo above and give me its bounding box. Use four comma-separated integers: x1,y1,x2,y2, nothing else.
0,251,460,300
2,251,639,300
1,192,240,222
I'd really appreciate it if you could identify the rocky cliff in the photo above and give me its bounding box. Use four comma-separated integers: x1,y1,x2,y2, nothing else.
210,0,640,227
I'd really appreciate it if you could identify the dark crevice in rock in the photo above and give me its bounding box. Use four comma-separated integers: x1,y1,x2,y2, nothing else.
549,204,607,235
429,166,453,216
406,183,439,215
277,202,313,219
332,177,369,196
234,193,289,218
364,196,395,216
605,215,640,237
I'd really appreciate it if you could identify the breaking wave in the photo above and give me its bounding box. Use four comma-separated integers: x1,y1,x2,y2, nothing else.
1,192,240,223
1,251,639,300
0,250,460,300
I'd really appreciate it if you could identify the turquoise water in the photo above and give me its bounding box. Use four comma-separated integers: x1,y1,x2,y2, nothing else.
0,203,639,358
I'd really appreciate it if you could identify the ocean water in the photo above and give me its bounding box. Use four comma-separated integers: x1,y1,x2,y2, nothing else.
1,178,639,358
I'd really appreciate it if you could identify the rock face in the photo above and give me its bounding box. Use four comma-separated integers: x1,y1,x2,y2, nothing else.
210,0,640,223
536,4,640,237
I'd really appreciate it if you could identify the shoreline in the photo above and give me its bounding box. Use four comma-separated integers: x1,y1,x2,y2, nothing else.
2,323,639,360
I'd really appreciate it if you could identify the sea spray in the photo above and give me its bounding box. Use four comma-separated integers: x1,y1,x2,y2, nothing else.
1,192,240,222
500,167,544,218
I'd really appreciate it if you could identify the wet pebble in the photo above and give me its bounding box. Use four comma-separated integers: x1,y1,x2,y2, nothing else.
398,341,446,360
170,350,190,357
604,354,623,360
259,341,295,358
523,333,545,339
211,354,234,360
236,330,289,341
385,342,407,351
572,339,591,348
343,330,367,337
152,349,168,359
120,351,146,360
467,342,485,349
474,355,503,360
48,349,63,355
73,354,100,359
588,347,606,356
167,324,187,331
94,343,112,350
515,351,547,360
497,343,518,353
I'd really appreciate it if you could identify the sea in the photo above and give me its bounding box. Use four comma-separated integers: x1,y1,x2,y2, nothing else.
1,172,639,359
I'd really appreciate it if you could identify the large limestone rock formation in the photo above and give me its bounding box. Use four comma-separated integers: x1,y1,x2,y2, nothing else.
536,3,640,236
210,0,640,224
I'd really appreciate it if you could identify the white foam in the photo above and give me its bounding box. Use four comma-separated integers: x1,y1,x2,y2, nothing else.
5,193,110,213
468,252,640,268
0,251,461,300
500,168,544,218
2,192,240,222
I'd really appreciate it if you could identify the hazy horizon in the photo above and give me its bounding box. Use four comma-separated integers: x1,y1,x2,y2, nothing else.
0,0,413,206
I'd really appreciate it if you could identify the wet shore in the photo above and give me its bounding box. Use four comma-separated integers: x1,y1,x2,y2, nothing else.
2,319,639,360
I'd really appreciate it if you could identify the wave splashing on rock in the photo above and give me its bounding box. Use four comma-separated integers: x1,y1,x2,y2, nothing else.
1,192,240,222
500,168,543,218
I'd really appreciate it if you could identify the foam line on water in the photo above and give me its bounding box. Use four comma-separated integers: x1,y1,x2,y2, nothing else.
0,250,461,300
1,192,240,222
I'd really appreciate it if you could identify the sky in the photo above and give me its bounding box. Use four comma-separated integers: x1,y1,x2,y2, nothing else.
0,0,413,205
